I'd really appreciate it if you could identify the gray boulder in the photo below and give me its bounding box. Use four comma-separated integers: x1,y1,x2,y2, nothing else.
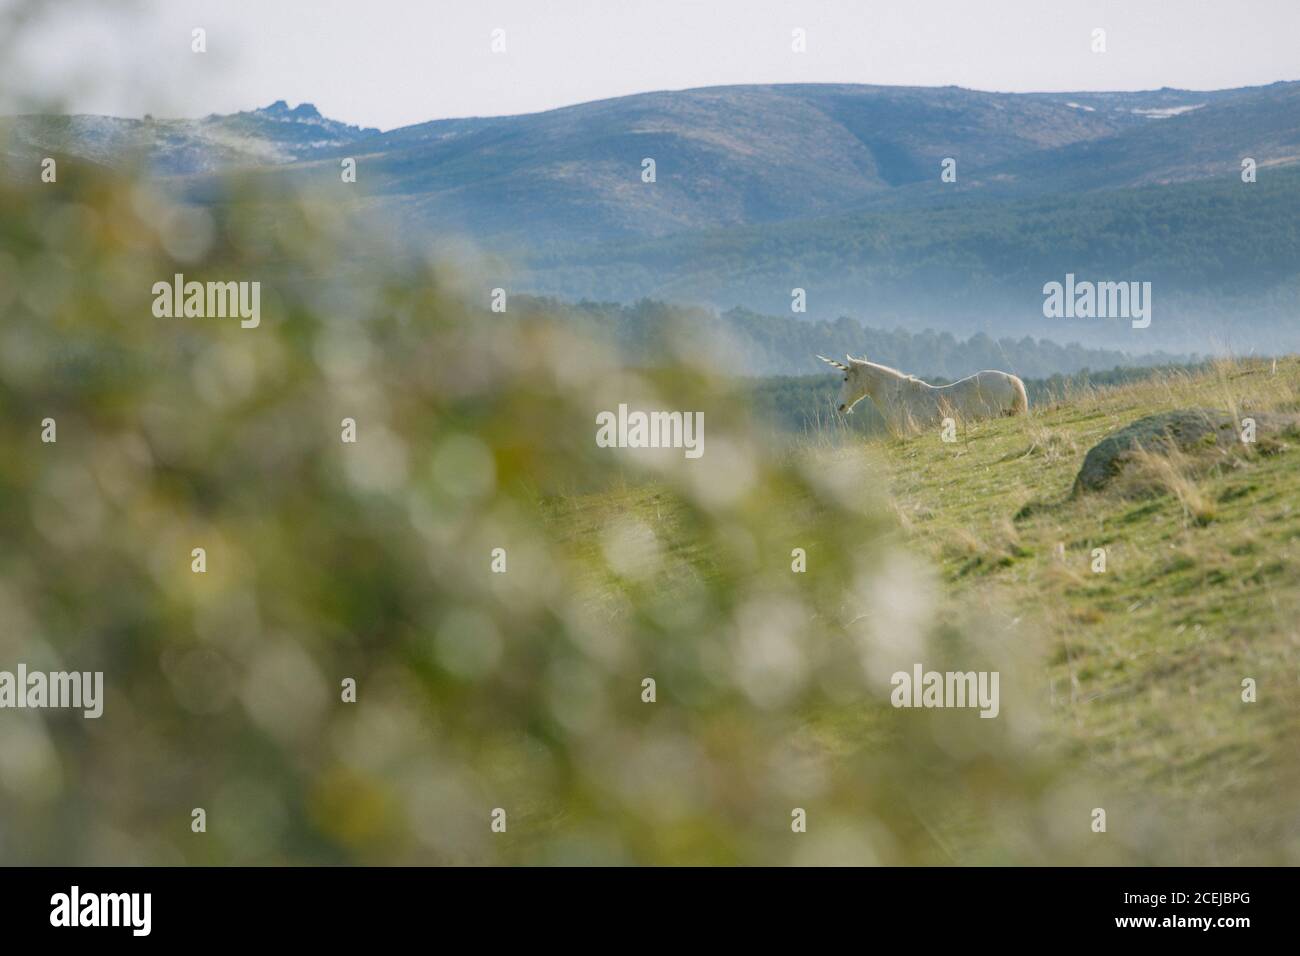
1073,408,1298,494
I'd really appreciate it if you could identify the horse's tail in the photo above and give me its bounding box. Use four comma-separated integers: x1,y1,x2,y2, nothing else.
1008,375,1028,416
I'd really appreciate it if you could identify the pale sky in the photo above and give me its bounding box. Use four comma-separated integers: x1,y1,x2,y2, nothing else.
3,0,1298,130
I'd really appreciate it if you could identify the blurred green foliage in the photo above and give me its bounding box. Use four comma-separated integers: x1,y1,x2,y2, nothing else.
0,149,981,864
0,131,1291,867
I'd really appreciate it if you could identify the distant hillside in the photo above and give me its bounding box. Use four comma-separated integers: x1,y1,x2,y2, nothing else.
955,80,1300,199
10,83,1295,244
518,165,1300,352
1,100,378,176
6,82,1297,353
165,82,1297,248
301,83,1155,246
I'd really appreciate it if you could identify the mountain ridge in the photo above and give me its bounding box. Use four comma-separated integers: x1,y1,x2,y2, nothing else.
4,81,1297,352
1,100,380,175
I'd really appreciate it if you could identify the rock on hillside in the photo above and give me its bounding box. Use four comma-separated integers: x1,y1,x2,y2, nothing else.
1073,408,1300,494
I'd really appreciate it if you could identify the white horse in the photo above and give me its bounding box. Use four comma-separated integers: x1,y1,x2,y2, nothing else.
817,355,1027,433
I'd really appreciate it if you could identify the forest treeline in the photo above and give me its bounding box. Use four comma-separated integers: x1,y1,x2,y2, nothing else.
518,166,1300,354
514,295,1193,379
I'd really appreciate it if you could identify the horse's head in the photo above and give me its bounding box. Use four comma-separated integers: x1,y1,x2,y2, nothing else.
817,355,869,414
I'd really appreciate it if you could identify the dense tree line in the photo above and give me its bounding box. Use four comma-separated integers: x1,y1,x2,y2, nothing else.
513,296,1191,378
521,166,1300,352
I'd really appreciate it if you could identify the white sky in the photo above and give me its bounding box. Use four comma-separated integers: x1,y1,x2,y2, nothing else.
3,0,1298,129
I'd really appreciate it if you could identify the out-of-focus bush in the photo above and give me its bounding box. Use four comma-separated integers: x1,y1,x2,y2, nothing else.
0,125,1273,867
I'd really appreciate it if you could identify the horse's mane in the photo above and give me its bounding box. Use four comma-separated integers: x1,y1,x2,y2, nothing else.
857,358,922,383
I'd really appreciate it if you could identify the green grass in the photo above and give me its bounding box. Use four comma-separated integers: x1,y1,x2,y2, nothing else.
538,357,1300,862
880,359,1300,799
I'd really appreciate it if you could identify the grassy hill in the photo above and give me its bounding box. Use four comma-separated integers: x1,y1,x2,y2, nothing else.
536,358,1300,862
877,358,1300,855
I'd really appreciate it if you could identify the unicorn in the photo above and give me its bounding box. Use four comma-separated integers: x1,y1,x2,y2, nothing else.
817,355,1027,433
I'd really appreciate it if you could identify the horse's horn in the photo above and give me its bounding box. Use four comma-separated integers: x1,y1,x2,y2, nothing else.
817,354,847,370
